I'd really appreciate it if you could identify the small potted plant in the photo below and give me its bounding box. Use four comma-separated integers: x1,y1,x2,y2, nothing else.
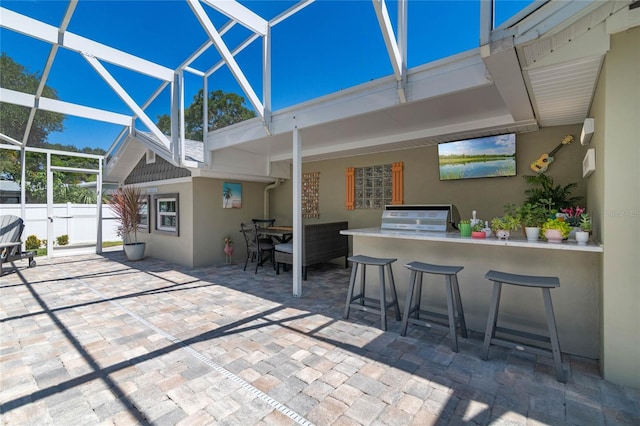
541,218,571,243
471,222,486,238
490,204,521,240
490,215,521,240
458,219,472,237
516,203,547,241
575,213,592,245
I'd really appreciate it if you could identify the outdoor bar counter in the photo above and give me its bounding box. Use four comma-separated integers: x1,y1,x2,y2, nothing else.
341,227,603,359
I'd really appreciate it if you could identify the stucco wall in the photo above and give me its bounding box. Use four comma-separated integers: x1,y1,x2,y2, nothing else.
135,177,269,268
137,180,194,268
191,177,269,267
598,27,640,389
272,125,587,231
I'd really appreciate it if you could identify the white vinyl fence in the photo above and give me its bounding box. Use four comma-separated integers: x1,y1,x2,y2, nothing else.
0,203,120,246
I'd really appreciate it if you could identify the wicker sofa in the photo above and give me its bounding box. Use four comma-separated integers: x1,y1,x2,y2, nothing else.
275,221,349,280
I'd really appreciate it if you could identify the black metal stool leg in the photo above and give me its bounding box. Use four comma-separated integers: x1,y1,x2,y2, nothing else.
401,270,417,336
444,275,459,352
378,265,387,331
344,263,358,319
482,281,502,360
386,264,401,321
452,274,468,338
543,288,565,382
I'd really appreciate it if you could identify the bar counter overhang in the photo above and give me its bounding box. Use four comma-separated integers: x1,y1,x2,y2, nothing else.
341,227,603,359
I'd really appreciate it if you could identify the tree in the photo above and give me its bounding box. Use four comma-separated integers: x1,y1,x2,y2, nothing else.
1,53,105,203
157,89,255,140
0,53,64,147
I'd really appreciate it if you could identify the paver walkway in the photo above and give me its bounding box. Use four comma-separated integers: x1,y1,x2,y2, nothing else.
1,252,638,425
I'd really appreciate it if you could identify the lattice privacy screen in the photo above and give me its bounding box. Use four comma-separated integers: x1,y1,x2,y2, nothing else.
302,172,320,218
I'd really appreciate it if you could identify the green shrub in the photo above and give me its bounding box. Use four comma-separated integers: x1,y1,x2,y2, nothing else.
25,235,41,250
56,235,69,246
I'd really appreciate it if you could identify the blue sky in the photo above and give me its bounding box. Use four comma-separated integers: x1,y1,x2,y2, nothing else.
437,134,516,156
1,1,533,151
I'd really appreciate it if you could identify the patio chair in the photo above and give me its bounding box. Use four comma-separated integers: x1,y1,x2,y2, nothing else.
1,215,36,276
240,222,275,274
252,218,276,246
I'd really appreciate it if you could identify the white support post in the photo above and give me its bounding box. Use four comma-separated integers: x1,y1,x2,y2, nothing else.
372,0,407,103
170,71,183,164
46,152,53,260
480,0,494,47
397,0,408,103
96,158,103,254
292,125,303,297
262,25,272,135
20,147,26,220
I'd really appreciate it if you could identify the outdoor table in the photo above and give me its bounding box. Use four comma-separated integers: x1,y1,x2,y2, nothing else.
257,226,293,244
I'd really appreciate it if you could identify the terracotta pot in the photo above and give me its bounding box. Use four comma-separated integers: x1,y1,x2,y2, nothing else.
471,231,486,239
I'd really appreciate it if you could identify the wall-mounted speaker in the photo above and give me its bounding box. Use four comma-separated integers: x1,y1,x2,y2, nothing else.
580,118,594,145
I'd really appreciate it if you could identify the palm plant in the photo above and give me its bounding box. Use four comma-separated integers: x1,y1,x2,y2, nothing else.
523,173,582,210
109,186,143,244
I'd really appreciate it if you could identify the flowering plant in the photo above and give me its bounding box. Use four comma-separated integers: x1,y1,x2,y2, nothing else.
560,206,586,227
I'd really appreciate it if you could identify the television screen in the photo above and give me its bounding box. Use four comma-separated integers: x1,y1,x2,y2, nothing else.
438,134,516,180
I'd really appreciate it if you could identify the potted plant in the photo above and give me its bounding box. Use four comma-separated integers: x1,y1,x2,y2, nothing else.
471,222,486,238
523,173,583,210
109,186,146,261
516,203,547,241
575,213,592,245
490,204,521,240
458,219,471,237
541,218,571,243
490,216,520,240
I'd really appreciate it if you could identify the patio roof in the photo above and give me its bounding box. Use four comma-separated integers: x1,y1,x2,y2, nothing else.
1,1,638,183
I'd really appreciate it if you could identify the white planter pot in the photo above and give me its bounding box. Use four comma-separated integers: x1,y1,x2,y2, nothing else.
495,229,510,240
124,242,146,261
575,231,589,245
525,226,540,241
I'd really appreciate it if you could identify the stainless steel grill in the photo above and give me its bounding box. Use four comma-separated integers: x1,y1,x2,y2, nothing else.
381,204,460,232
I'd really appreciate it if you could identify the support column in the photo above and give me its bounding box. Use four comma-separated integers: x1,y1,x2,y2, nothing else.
292,125,302,297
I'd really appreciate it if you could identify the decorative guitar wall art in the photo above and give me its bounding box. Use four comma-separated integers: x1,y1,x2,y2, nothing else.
530,135,574,173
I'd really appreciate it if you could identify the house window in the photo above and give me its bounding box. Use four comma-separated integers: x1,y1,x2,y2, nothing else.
346,162,403,210
138,196,149,231
154,193,179,236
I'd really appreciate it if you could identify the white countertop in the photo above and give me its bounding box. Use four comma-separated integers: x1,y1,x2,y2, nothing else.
341,227,604,252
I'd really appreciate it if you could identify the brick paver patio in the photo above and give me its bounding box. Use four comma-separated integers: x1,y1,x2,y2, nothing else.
1,251,638,425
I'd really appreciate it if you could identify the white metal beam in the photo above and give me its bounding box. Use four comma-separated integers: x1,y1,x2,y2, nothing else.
372,0,403,79
372,0,406,103
0,8,174,81
199,0,268,35
262,24,272,135
188,0,265,120
270,0,315,26
0,132,22,146
0,87,132,125
480,0,494,47
22,1,78,146
84,55,171,148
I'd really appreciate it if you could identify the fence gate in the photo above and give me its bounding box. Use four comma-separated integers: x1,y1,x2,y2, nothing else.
46,151,104,258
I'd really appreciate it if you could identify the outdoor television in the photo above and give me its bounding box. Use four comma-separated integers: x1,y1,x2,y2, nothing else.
438,133,516,180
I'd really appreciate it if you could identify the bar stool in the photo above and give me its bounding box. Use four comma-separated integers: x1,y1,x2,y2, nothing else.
400,261,468,352
482,270,565,382
344,255,401,331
